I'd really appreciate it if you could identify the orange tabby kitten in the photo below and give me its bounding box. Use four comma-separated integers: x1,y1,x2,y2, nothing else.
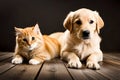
11,24,60,65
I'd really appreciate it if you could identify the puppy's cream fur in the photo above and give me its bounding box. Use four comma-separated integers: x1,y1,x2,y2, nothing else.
51,8,104,69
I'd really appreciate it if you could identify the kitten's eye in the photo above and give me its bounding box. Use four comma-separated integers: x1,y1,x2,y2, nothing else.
23,38,27,42
75,20,81,25
89,20,94,24
32,37,35,40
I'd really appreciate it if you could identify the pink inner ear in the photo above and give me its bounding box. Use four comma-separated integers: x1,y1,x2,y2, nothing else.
34,24,42,36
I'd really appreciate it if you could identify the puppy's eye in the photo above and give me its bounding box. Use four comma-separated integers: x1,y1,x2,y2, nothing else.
32,37,35,40
75,20,81,25
23,38,27,42
89,20,94,24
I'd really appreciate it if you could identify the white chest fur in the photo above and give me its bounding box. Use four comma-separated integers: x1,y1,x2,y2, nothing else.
74,42,90,60
73,39,100,61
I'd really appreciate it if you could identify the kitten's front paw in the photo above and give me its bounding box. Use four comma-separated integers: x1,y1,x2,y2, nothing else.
12,57,23,64
68,58,82,68
29,59,40,65
86,61,100,70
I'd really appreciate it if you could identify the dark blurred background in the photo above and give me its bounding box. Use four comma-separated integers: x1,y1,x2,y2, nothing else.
0,0,119,52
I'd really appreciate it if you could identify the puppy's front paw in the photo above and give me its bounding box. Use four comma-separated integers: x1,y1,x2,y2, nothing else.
12,57,23,64
68,59,82,68
86,61,100,70
29,59,40,65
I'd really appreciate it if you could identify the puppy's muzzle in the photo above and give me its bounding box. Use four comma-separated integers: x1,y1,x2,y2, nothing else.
82,30,90,39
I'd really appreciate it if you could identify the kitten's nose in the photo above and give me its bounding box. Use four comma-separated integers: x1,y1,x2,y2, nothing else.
27,41,31,46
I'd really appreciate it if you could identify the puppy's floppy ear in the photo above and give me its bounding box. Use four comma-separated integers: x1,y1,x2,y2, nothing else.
94,11,104,33
63,12,74,32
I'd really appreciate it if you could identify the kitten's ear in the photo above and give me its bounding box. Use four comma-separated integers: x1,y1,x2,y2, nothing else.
14,27,22,36
33,24,42,36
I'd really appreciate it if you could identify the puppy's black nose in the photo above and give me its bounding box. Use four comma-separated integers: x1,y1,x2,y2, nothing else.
82,30,90,39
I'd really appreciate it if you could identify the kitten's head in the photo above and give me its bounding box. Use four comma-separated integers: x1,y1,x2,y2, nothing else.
15,24,43,50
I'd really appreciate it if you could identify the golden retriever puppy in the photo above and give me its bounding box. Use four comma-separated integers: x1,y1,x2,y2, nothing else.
58,8,104,69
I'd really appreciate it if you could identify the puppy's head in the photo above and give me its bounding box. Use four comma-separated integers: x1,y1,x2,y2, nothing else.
63,8,104,40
